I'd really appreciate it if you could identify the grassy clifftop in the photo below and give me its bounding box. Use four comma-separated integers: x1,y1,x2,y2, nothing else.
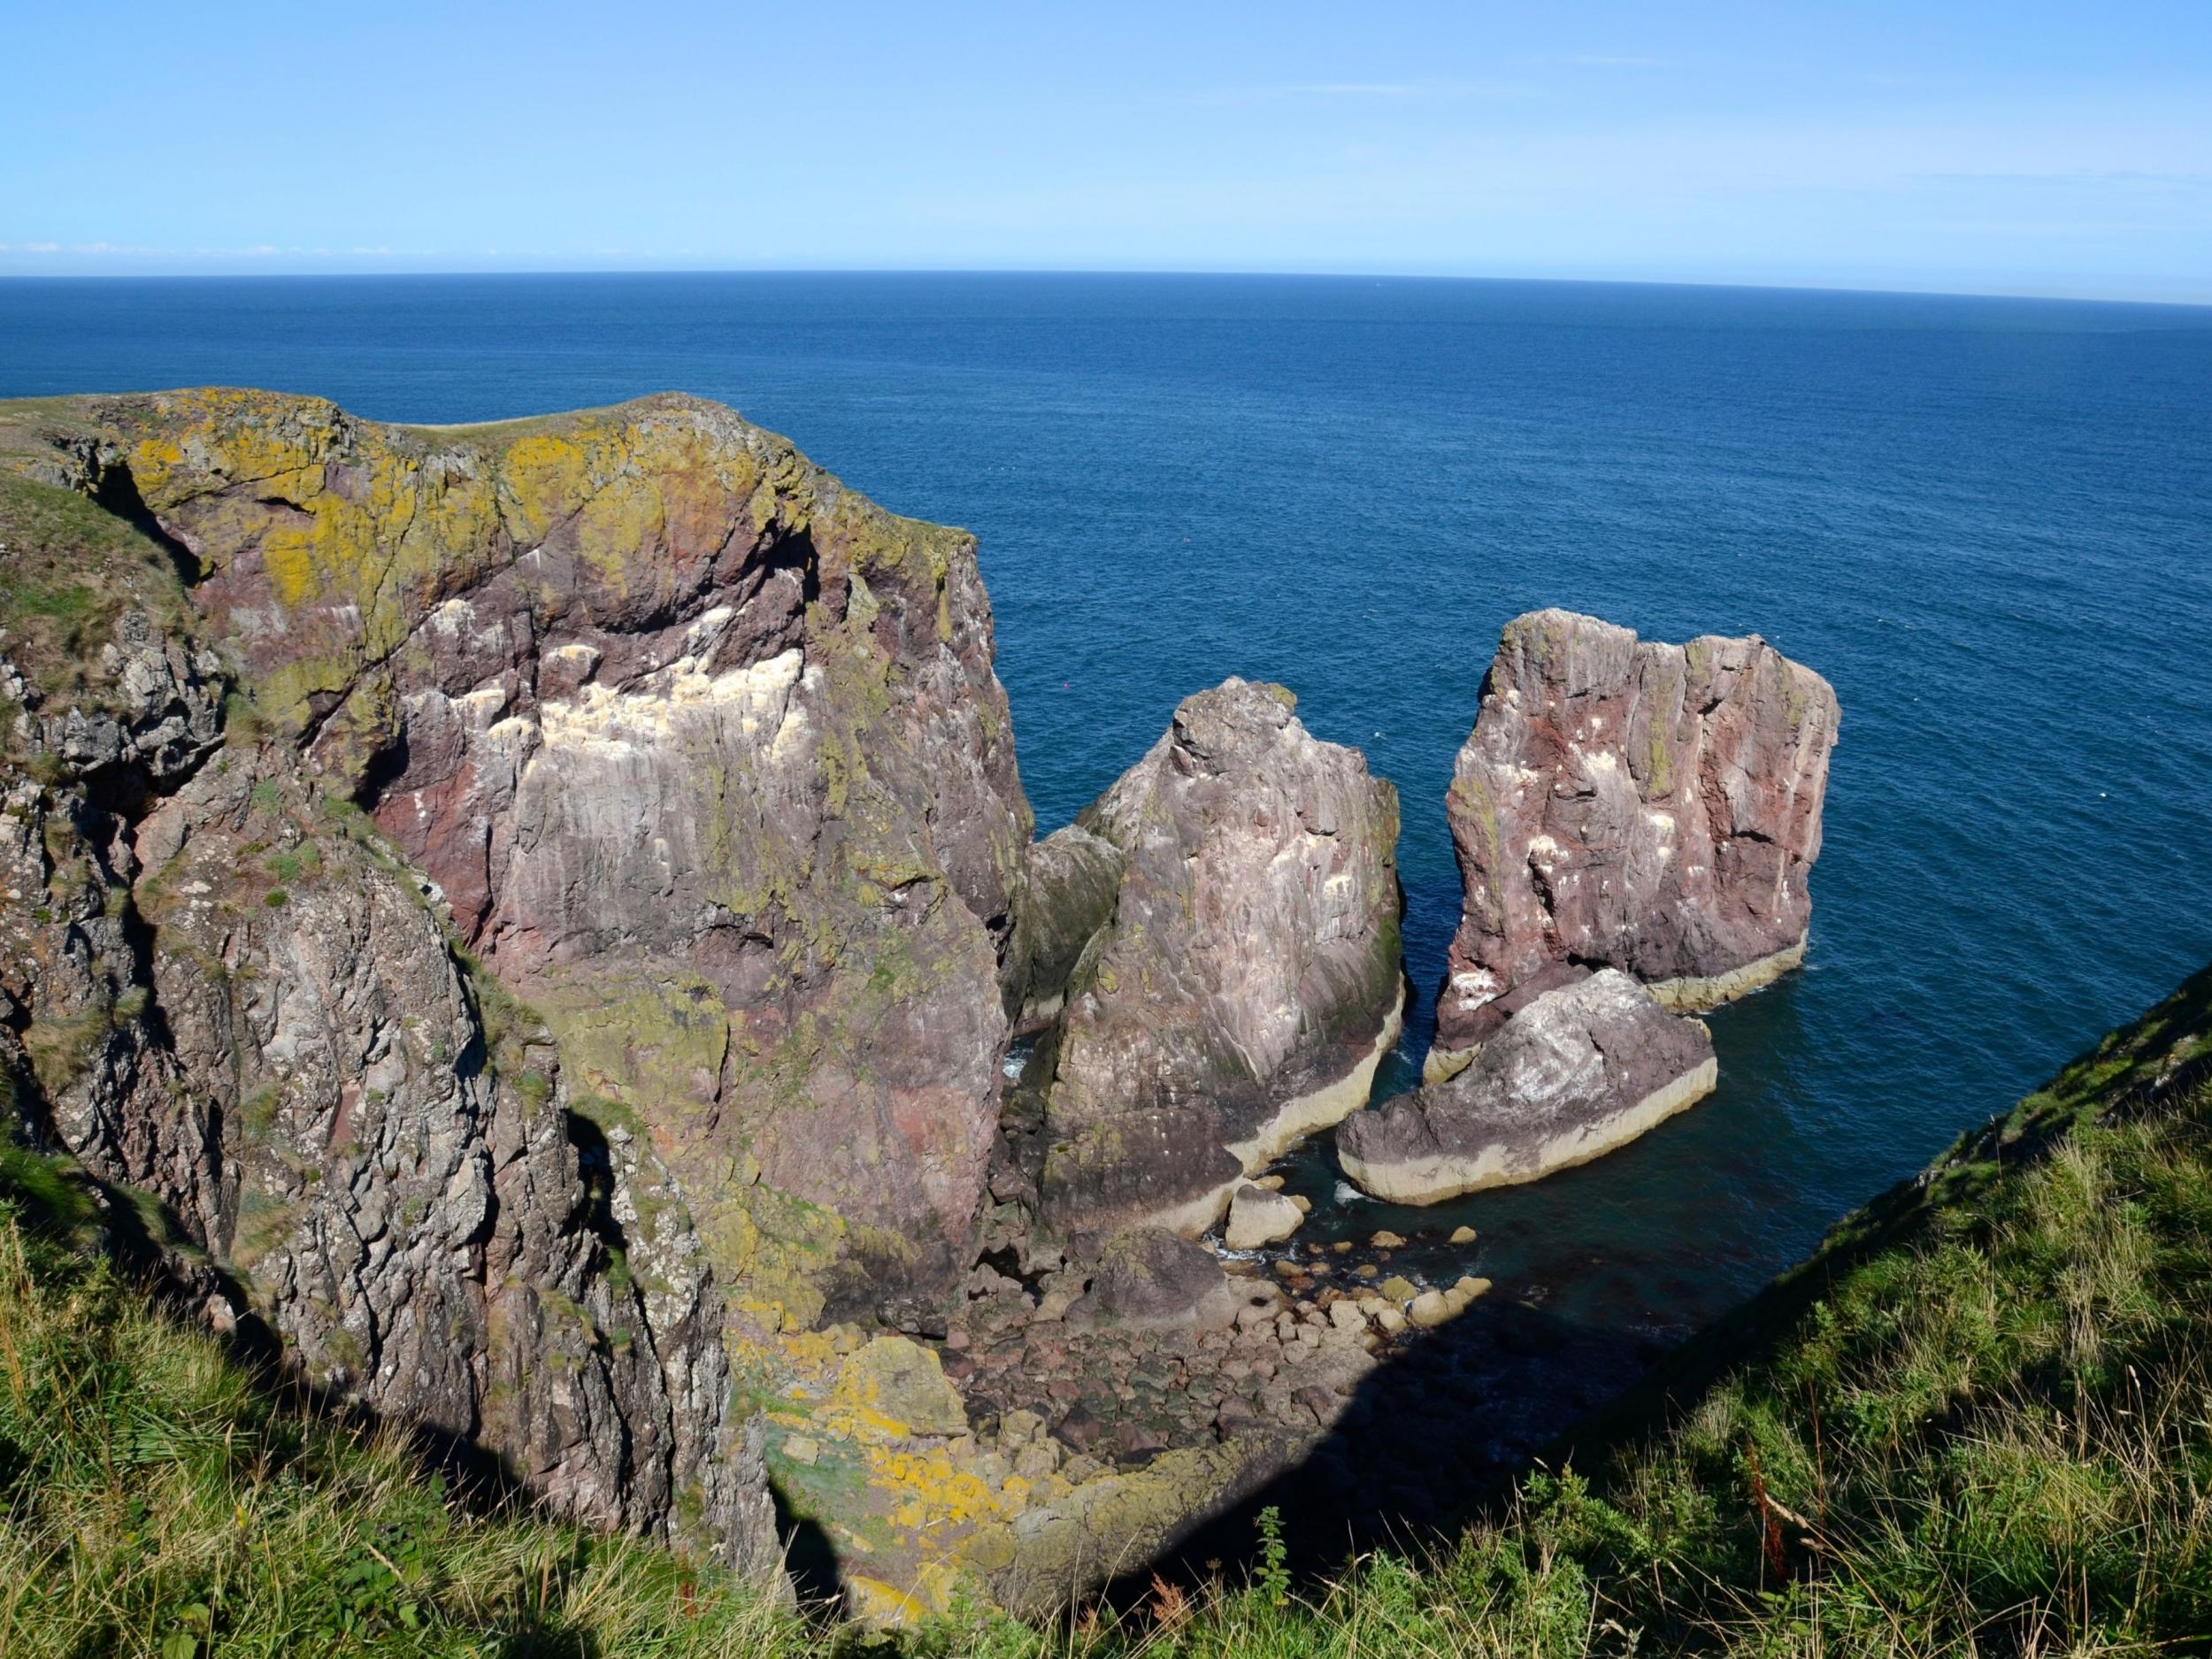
6,963,2210,1655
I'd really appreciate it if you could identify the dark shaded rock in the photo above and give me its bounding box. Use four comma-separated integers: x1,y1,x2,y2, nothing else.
1022,679,1404,1237
1010,824,1124,1033
1080,1226,1240,1331
1341,970,1717,1203
982,1433,1303,1619
1431,609,1838,1076
1053,1402,1103,1452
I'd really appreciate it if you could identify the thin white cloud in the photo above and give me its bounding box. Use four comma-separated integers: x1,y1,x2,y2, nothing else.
1179,79,1539,107
0,241,419,261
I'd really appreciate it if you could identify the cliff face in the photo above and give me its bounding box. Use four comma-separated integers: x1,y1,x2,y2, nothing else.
35,388,1033,1329
1008,680,1404,1240
0,385,1045,1585
0,449,778,1576
1432,609,1839,1072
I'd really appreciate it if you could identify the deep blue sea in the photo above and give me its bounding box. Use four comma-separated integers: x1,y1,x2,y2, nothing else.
6,272,2210,1382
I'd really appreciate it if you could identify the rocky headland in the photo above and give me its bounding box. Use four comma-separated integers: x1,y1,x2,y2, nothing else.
0,391,1835,1622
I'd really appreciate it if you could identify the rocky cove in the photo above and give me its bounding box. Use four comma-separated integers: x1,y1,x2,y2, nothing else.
0,389,1838,1620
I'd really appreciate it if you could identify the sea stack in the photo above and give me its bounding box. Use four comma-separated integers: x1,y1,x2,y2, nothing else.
1340,970,1717,1203
1015,678,1404,1239
1428,609,1839,1081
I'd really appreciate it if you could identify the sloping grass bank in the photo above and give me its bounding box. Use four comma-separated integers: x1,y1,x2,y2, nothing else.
0,1156,805,1658
5,964,2210,1656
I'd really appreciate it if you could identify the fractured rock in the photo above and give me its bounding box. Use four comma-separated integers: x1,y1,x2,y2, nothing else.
0,714,779,1580
1341,971,1717,1205
17,389,1033,1321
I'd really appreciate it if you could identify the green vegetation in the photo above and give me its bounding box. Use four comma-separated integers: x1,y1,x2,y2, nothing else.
0,472,196,711
0,1161,807,1659
5,964,2209,1655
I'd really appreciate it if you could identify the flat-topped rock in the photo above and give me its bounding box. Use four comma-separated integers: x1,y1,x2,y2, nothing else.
1431,609,1837,1074
1340,971,1717,1204
1018,677,1404,1238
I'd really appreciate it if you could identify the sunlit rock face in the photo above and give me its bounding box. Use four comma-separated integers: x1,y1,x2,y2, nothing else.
1007,678,1405,1240
1430,608,1838,1079
1342,969,1717,1203
29,388,1033,1327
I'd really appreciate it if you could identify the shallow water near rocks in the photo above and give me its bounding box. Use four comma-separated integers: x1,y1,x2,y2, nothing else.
8,272,2211,1526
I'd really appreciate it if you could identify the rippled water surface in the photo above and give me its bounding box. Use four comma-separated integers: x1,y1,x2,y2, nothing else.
7,272,2210,1361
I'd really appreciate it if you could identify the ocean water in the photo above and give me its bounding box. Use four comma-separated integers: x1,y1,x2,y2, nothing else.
5,272,2210,1406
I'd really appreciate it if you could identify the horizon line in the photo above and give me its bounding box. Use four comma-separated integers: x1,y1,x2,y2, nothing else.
1,264,2208,311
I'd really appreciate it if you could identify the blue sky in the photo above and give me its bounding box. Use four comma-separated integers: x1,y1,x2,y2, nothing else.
5,1,2208,299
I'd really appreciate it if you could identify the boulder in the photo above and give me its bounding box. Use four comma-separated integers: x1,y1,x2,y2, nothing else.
1021,678,1405,1238
1407,1290,1453,1328
1445,1276,1492,1313
1081,1227,1240,1332
841,1336,971,1437
1224,1183,1305,1250
1342,971,1717,1205
1430,609,1838,1077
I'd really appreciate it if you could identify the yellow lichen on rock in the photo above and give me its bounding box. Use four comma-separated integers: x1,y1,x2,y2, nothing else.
828,1335,969,1439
